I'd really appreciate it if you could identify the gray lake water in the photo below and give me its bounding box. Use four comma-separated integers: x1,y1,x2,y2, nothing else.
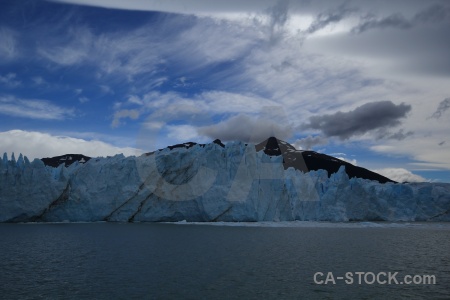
0,222,449,299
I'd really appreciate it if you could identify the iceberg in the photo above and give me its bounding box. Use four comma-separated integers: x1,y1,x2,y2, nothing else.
1,139,449,223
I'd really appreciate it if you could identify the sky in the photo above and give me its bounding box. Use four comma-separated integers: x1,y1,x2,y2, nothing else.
0,0,449,183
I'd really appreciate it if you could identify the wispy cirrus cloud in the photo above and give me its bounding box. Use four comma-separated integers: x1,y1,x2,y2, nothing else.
0,27,18,61
0,73,21,88
37,27,92,66
111,109,140,128
78,96,89,103
32,76,46,86
306,3,357,34
113,90,279,126
430,98,450,119
35,15,258,90
0,95,74,120
37,25,162,81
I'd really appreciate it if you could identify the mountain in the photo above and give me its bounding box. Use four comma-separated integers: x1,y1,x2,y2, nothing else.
255,137,395,183
1,138,449,223
39,138,392,184
41,154,91,168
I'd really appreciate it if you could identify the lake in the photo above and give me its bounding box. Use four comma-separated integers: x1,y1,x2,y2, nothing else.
1,222,449,299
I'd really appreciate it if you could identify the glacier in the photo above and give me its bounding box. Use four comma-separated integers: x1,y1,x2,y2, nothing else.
1,141,450,223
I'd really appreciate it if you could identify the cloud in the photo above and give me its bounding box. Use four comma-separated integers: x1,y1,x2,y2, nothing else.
112,91,207,129
301,101,411,140
32,76,46,86
303,3,450,78
49,0,288,15
99,85,114,95
352,13,412,34
0,95,74,120
306,4,356,34
0,130,142,160
266,0,289,42
370,136,450,171
198,113,292,143
372,168,427,183
384,129,413,141
375,128,413,141
116,90,280,127
335,156,357,166
37,26,162,81
115,90,290,147
201,91,279,115
44,6,338,98
111,109,140,128
37,27,92,66
35,16,257,87
0,73,21,88
352,4,450,34
0,27,18,60
167,124,200,141
78,96,89,103
430,98,450,119
293,135,328,150
414,4,450,24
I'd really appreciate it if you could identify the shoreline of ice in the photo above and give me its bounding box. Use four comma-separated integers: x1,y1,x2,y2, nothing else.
165,220,450,229
3,220,450,230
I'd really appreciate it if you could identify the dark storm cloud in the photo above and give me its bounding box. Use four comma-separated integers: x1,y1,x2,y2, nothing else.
306,4,357,34
301,101,412,140
352,4,450,33
430,98,450,119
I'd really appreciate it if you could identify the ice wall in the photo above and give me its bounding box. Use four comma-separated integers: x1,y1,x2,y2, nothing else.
1,143,449,223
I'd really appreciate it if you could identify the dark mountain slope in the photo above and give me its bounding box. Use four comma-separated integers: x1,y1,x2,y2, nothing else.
41,154,91,168
256,137,395,183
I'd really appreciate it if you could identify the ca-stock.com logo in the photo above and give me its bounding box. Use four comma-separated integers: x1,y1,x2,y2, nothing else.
135,106,320,203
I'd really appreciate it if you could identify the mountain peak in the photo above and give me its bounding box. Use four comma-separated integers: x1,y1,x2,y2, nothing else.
41,154,91,167
255,137,395,183
255,136,281,156
255,136,297,156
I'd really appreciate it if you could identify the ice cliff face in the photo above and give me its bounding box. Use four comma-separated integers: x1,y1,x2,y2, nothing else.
1,141,450,223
